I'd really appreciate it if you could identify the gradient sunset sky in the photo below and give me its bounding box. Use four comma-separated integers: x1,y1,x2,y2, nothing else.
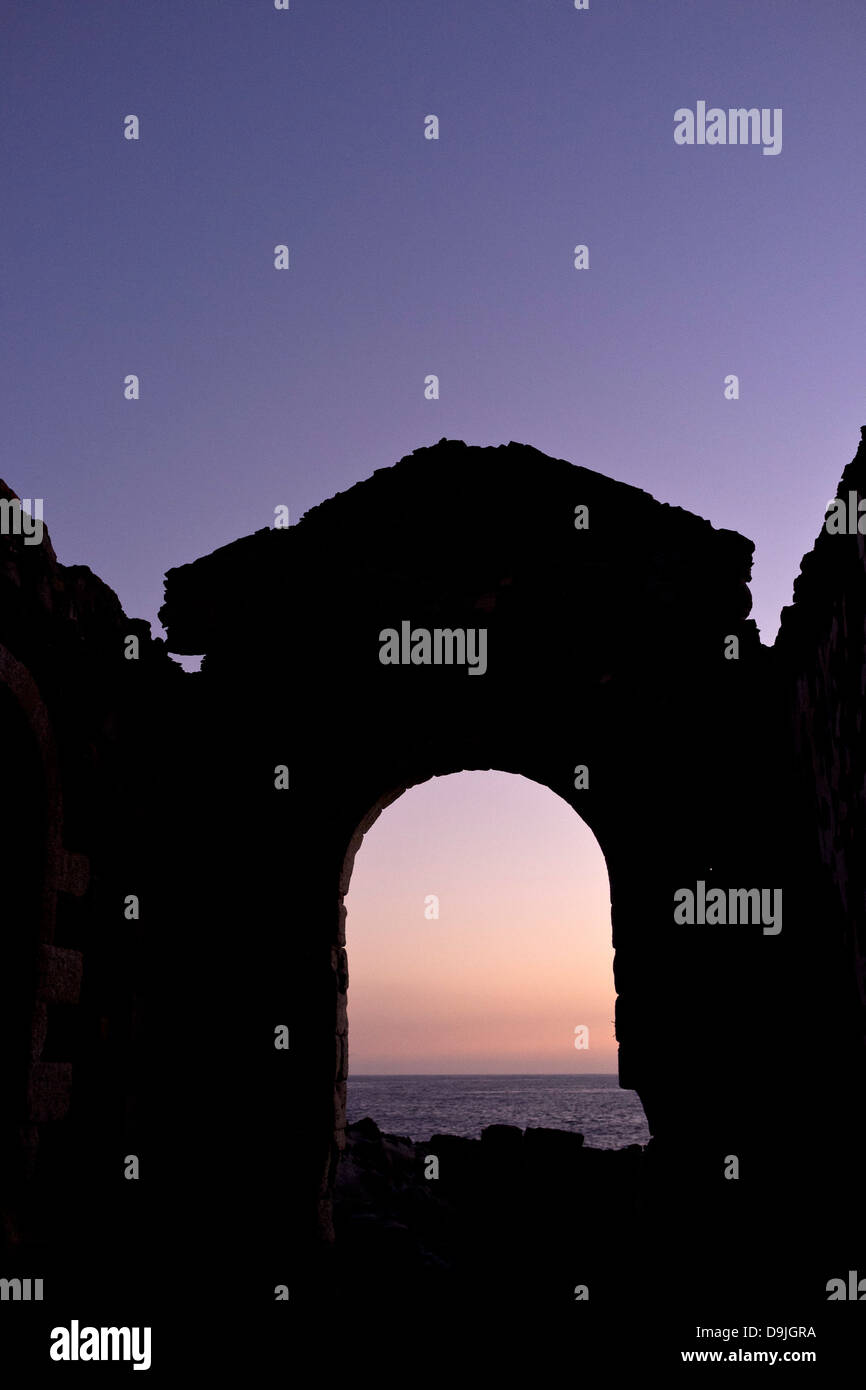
3,2,864,1071
345,772,615,1073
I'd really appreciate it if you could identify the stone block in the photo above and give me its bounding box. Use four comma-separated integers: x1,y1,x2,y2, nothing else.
35,944,83,1005
27,1062,73,1122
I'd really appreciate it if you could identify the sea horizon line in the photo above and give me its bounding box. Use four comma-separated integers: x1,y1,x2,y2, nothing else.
349,1071,621,1077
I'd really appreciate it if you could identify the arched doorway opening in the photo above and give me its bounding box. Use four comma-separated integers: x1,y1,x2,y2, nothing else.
342,770,648,1148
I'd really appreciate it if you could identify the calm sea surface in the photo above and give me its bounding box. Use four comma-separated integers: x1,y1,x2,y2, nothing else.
347,1074,650,1150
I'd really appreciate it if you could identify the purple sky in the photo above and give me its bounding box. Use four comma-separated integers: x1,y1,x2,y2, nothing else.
4,1,864,1070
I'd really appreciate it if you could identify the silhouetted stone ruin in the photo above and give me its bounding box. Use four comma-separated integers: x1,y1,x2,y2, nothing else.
2,435,865,1339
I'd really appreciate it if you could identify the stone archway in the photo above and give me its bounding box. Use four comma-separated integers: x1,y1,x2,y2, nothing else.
161,438,776,1265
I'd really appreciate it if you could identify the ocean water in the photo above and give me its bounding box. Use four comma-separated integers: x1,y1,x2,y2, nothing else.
347,1074,650,1150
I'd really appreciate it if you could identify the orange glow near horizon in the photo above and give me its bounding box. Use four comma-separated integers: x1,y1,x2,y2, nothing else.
344,771,619,1074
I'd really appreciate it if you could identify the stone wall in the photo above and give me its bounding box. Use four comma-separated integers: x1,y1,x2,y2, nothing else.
0,482,180,1266
775,427,866,1114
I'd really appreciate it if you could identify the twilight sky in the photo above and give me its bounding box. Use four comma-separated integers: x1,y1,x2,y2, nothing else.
3,1,865,1071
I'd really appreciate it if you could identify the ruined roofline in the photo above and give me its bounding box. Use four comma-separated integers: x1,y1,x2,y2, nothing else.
161,438,754,577
159,438,755,656
293,438,754,556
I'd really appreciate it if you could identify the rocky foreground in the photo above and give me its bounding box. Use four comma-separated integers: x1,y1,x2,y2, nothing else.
332,1117,645,1308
